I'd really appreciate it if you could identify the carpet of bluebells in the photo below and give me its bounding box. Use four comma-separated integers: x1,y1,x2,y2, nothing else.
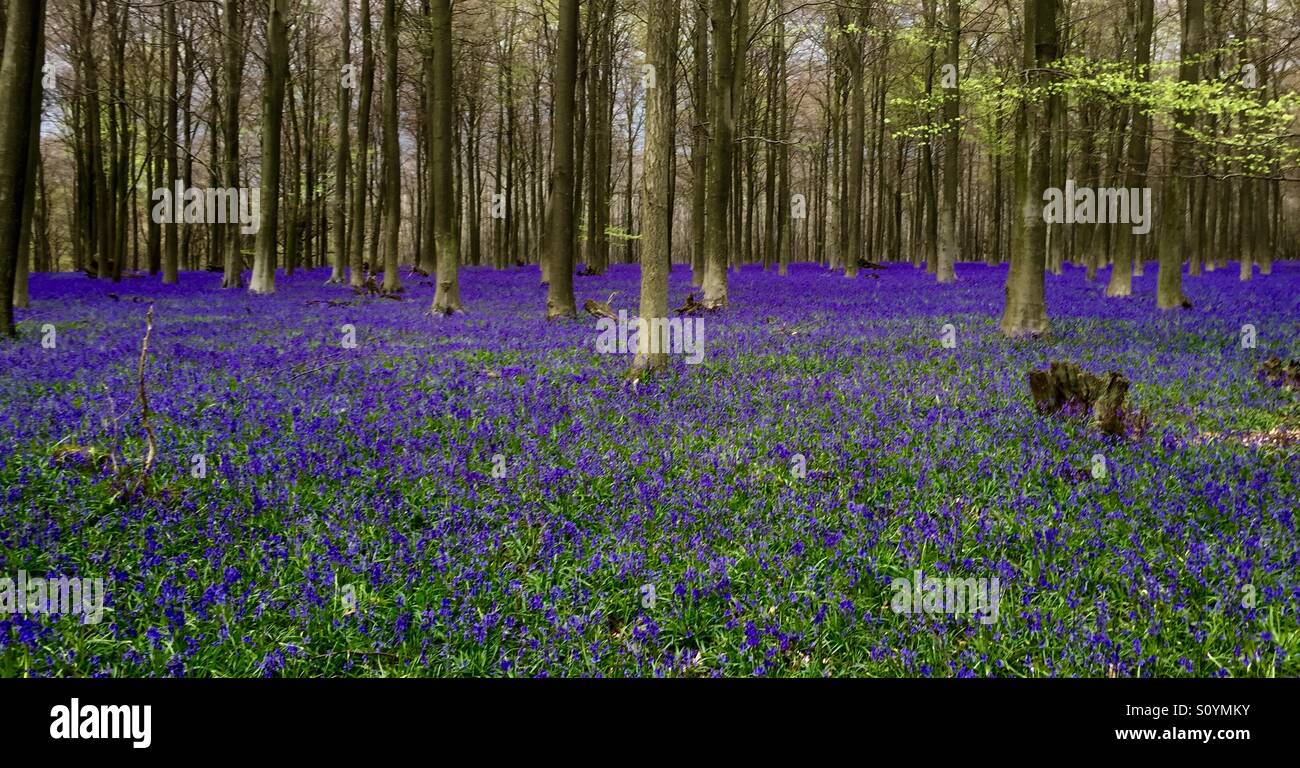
1,262,1297,677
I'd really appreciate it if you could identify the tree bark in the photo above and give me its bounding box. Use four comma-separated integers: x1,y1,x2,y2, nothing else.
0,0,44,335
545,0,579,318
330,0,351,284
936,0,960,282
690,7,708,286
583,0,613,276
774,3,790,276
251,0,288,294
223,0,245,288
631,0,679,372
349,0,374,287
700,0,733,307
841,4,866,278
379,0,402,292
1156,0,1202,309
161,0,179,283
1106,0,1152,298
13,3,44,308
999,0,1054,336
429,0,462,312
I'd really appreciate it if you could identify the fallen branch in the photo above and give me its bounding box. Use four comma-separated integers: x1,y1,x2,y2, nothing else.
289,359,355,381
583,291,620,320
135,305,156,492
674,293,707,316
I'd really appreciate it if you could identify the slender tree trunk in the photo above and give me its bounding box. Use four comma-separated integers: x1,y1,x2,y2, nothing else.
921,0,937,273
179,27,195,274
1045,9,1067,276
762,50,776,271
1105,0,1151,298
13,6,44,308
84,1,109,281
1156,0,1202,309
545,0,579,318
251,0,288,294
349,0,374,287
1078,100,1098,278
107,0,126,282
728,0,748,275
842,5,866,278
429,0,462,312
701,0,733,307
632,0,679,372
330,0,351,284
774,3,790,276
936,0,959,282
147,29,162,276
161,0,179,283
0,0,45,331
421,0,440,274
627,55,638,265
285,82,302,276
35,158,51,273
380,0,402,292
1000,0,1054,336
583,0,612,276
223,0,245,288
690,8,708,286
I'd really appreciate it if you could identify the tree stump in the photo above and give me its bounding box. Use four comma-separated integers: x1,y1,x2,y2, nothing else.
674,293,705,316
1092,372,1130,436
1258,357,1300,391
1027,361,1139,437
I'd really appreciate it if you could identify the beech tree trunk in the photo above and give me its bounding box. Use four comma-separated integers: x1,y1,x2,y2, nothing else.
936,0,959,282
348,0,374,287
379,0,402,292
162,0,179,283
841,4,866,278
690,6,708,287
1105,0,1152,298
250,0,288,294
330,0,350,284
700,0,733,307
12,3,44,308
429,0,463,312
0,0,45,335
545,0,578,318
1156,0,1202,310
632,0,679,372
774,3,790,276
222,0,245,289
999,0,1055,336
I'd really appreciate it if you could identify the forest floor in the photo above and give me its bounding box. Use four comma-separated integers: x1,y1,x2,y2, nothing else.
1,262,1297,676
